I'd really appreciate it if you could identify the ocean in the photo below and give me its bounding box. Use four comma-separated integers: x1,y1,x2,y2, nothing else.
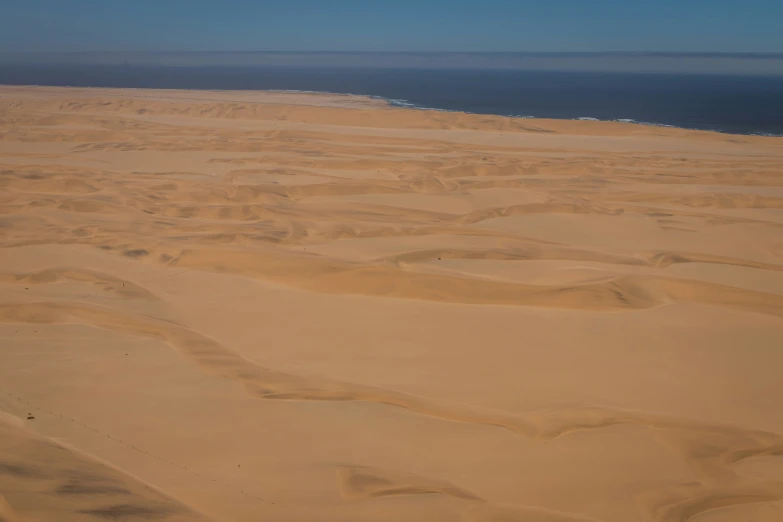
1,64,782,136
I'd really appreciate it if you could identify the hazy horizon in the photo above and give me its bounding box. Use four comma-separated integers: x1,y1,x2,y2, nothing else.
3,51,783,76
4,1,781,75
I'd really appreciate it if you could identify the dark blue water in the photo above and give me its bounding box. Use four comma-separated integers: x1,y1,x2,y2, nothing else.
2,65,782,136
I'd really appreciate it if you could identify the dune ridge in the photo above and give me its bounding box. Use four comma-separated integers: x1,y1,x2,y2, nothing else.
0,413,216,522
2,297,782,521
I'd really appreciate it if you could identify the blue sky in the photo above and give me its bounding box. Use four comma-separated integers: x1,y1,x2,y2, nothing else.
1,0,782,53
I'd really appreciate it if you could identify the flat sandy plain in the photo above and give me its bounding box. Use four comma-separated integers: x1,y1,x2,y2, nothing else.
1,85,783,522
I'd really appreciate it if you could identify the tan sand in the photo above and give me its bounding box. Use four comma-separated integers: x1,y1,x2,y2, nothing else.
1,85,782,522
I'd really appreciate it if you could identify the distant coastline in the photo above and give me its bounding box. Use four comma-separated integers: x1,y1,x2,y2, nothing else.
2,83,781,140
2,64,782,136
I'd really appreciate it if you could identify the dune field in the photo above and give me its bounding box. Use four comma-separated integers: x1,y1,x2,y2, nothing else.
1,85,783,521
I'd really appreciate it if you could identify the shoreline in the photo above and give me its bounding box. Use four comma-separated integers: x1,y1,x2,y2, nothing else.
2,83,781,139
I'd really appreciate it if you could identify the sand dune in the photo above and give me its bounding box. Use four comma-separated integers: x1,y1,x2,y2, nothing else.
0,414,215,522
1,85,783,521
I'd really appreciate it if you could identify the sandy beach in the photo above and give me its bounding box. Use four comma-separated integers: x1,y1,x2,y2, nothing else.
1,85,783,522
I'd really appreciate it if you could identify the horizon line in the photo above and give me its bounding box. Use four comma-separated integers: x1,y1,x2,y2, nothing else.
3,51,783,58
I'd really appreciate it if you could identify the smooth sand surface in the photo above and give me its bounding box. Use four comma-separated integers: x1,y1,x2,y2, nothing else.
2,85,783,522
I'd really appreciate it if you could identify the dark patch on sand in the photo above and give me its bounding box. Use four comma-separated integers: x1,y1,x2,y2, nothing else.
123,249,149,258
